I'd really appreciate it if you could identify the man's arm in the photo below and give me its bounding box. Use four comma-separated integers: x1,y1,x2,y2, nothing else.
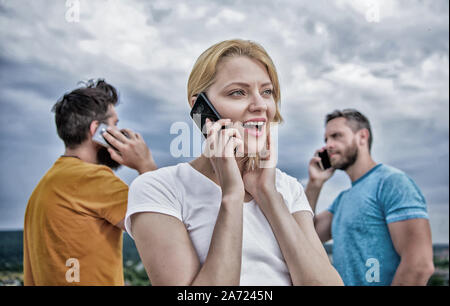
305,181,333,242
305,152,335,242
388,218,435,285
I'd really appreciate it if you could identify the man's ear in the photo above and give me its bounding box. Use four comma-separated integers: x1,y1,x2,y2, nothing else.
358,128,370,148
89,120,99,137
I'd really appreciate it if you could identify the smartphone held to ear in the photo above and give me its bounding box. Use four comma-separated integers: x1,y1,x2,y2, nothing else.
190,92,239,155
92,123,129,150
92,123,111,148
190,92,222,138
318,150,332,170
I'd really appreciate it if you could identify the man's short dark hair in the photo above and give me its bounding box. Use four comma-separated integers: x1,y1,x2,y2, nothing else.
51,79,119,148
325,109,373,152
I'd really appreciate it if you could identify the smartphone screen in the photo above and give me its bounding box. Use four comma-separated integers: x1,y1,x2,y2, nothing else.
190,92,222,138
318,150,332,170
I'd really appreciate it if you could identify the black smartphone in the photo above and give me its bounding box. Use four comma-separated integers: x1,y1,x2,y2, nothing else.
190,92,222,138
318,150,332,170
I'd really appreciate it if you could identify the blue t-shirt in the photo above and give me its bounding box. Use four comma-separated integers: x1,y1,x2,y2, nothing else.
328,164,428,286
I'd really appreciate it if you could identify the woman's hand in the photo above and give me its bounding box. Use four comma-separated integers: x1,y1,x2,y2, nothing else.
204,118,245,202
243,131,278,202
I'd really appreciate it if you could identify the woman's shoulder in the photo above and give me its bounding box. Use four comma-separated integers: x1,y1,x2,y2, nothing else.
130,163,188,191
275,168,303,189
274,168,312,215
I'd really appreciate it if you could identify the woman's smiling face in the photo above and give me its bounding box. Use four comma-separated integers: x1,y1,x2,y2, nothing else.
205,56,277,154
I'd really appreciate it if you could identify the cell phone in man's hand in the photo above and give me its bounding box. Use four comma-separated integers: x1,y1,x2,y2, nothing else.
92,123,129,150
318,150,332,170
93,123,112,148
190,92,222,138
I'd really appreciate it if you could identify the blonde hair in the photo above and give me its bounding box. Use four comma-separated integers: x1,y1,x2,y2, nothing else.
187,39,283,171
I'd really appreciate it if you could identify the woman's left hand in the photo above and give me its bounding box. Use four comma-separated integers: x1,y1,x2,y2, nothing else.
242,132,278,202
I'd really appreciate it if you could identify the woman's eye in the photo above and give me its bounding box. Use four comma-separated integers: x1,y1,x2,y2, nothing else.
262,89,273,96
229,90,245,96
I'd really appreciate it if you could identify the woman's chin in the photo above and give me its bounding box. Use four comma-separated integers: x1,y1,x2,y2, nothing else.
243,141,267,156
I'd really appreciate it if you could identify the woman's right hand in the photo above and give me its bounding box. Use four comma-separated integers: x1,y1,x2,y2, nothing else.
204,118,245,202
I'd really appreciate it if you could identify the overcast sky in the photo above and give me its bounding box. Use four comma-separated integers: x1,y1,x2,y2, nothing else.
0,0,448,243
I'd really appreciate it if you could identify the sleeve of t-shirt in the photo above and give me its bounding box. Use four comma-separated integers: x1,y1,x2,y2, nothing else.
327,193,342,215
125,168,183,239
378,172,429,224
285,174,314,217
81,167,128,226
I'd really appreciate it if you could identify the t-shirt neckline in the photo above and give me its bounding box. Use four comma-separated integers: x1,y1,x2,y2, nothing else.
184,162,255,204
351,163,383,187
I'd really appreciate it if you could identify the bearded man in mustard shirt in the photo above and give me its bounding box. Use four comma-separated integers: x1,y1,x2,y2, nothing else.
24,79,157,285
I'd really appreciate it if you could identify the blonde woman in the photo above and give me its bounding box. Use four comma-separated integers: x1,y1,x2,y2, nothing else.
125,39,343,286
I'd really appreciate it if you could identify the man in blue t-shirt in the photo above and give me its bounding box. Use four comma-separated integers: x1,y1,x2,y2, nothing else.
305,109,434,286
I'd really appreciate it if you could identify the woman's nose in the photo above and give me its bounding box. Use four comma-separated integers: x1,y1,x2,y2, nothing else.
248,94,268,112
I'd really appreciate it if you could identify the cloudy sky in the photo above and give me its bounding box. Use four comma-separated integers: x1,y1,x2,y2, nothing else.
0,0,448,243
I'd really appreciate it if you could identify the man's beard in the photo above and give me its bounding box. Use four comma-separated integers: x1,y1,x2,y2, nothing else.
97,146,121,171
331,140,358,171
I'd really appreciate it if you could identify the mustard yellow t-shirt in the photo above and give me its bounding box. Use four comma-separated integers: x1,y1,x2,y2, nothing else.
23,156,128,285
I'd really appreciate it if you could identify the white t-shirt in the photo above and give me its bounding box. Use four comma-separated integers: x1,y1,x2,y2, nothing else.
125,162,313,286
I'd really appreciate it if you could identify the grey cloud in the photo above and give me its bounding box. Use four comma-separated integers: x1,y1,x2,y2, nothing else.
147,4,172,24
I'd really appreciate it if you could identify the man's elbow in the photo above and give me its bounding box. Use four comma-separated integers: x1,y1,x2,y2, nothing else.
404,259,435,285
415,257,435,279
420,261,435,282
